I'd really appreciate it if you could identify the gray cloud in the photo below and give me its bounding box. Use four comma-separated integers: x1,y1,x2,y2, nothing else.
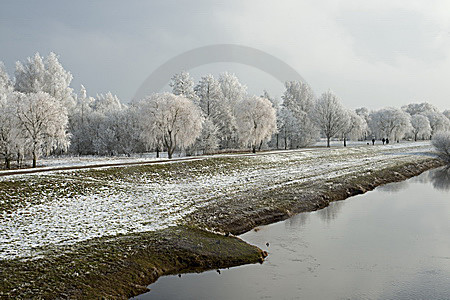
337,8,447,64
0,0,449,110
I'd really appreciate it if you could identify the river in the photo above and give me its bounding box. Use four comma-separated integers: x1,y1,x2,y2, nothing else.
135,166,450,299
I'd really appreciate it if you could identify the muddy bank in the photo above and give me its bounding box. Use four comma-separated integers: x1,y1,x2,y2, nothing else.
185,158,444,235
0,227,265,299
0,157,443,299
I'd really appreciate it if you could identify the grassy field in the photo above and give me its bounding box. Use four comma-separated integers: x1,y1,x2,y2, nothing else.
0,141,443,298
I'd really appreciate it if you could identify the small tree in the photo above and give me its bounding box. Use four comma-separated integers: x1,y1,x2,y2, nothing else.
281,81,317,148
194,117,219,155
236,95,277,153
342,110,366,146
432,131,450,164
14,91,69,167
137,93,203,159
313,91,349,147
0,92,23,169
411,114,431,141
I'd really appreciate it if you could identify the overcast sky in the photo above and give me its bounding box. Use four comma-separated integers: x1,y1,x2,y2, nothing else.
1,0,449,110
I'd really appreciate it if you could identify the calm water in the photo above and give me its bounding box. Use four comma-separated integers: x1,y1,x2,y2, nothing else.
136,167,450,300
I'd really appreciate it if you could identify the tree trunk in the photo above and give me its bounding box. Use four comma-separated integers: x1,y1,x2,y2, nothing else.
258,141,263,151
32,152,37,168
156,147,160,158
5,157,10,169
276,133,279,149
168,147,173,159
252,146,256,153
327,136,331,147
343,137,347,147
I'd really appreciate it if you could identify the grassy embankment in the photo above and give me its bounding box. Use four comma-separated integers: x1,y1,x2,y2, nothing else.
0,142,443,298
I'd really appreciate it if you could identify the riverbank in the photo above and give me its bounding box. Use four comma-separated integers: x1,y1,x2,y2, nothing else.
0,142,444,298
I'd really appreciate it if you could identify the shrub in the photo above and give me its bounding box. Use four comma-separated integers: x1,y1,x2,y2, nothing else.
432,131,450,163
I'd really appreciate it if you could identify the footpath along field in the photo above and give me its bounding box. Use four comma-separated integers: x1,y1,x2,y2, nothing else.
0,141,443,298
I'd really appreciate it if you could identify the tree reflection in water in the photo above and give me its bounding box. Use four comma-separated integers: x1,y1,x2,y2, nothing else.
316,200,345,224
430,166,450,191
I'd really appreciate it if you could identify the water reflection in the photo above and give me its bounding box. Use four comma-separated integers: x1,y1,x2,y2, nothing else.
316,200,344,224
284,211,309,228
376,166,450,193
430,166,450,191
377,180,410,192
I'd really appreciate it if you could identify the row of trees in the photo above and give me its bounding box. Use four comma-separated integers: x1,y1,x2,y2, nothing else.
1,52,450,168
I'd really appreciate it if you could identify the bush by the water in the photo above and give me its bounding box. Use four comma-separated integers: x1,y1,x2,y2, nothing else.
432,131,450,163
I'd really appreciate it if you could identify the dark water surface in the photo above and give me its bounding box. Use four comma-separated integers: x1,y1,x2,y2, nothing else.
135,167,450,299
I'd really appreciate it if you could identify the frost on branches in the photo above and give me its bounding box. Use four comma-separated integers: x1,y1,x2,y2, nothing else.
280,81,318,148
411,114,432,141
342,110,367,147
369,107,412,141
15,52,75,110
432,131,450,163
236,95,277,153
195,74,236,149
313,91,349,147
14,92,69,167
136,93,203,159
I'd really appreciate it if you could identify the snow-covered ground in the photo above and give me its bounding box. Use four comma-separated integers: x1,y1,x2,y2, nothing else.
0,142,436,260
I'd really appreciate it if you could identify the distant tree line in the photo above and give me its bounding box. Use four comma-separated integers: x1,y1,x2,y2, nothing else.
1,52,450,168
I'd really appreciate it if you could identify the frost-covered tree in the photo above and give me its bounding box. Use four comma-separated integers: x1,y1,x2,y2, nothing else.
0,63,27,167
262,91,283,149
444,110,450,120
217,72,246,148
136,93,203,159
15,52,75,110
218,72,247,106
280,81,318,148
69,85,95,154
262,90,281,110
235,95,277,153
369,107,412,141
43,52,76,110
432,131,450,164
92,91,124,113
90,92,127,155
194,74,235,149
410,114,432,141
14,53,46,93
278,107,297,149
424,111,450,137
342,110,366,146
170,71,197,101
14,91,69,167
355,107,370,139
194,117,219,155
402,102,449,138
0,62,12,92
194,74,223,117
282,81,315,116
69,88,126,155
94,107,143,156
402,102,439,116
313,91,349,147
0,70,22,168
